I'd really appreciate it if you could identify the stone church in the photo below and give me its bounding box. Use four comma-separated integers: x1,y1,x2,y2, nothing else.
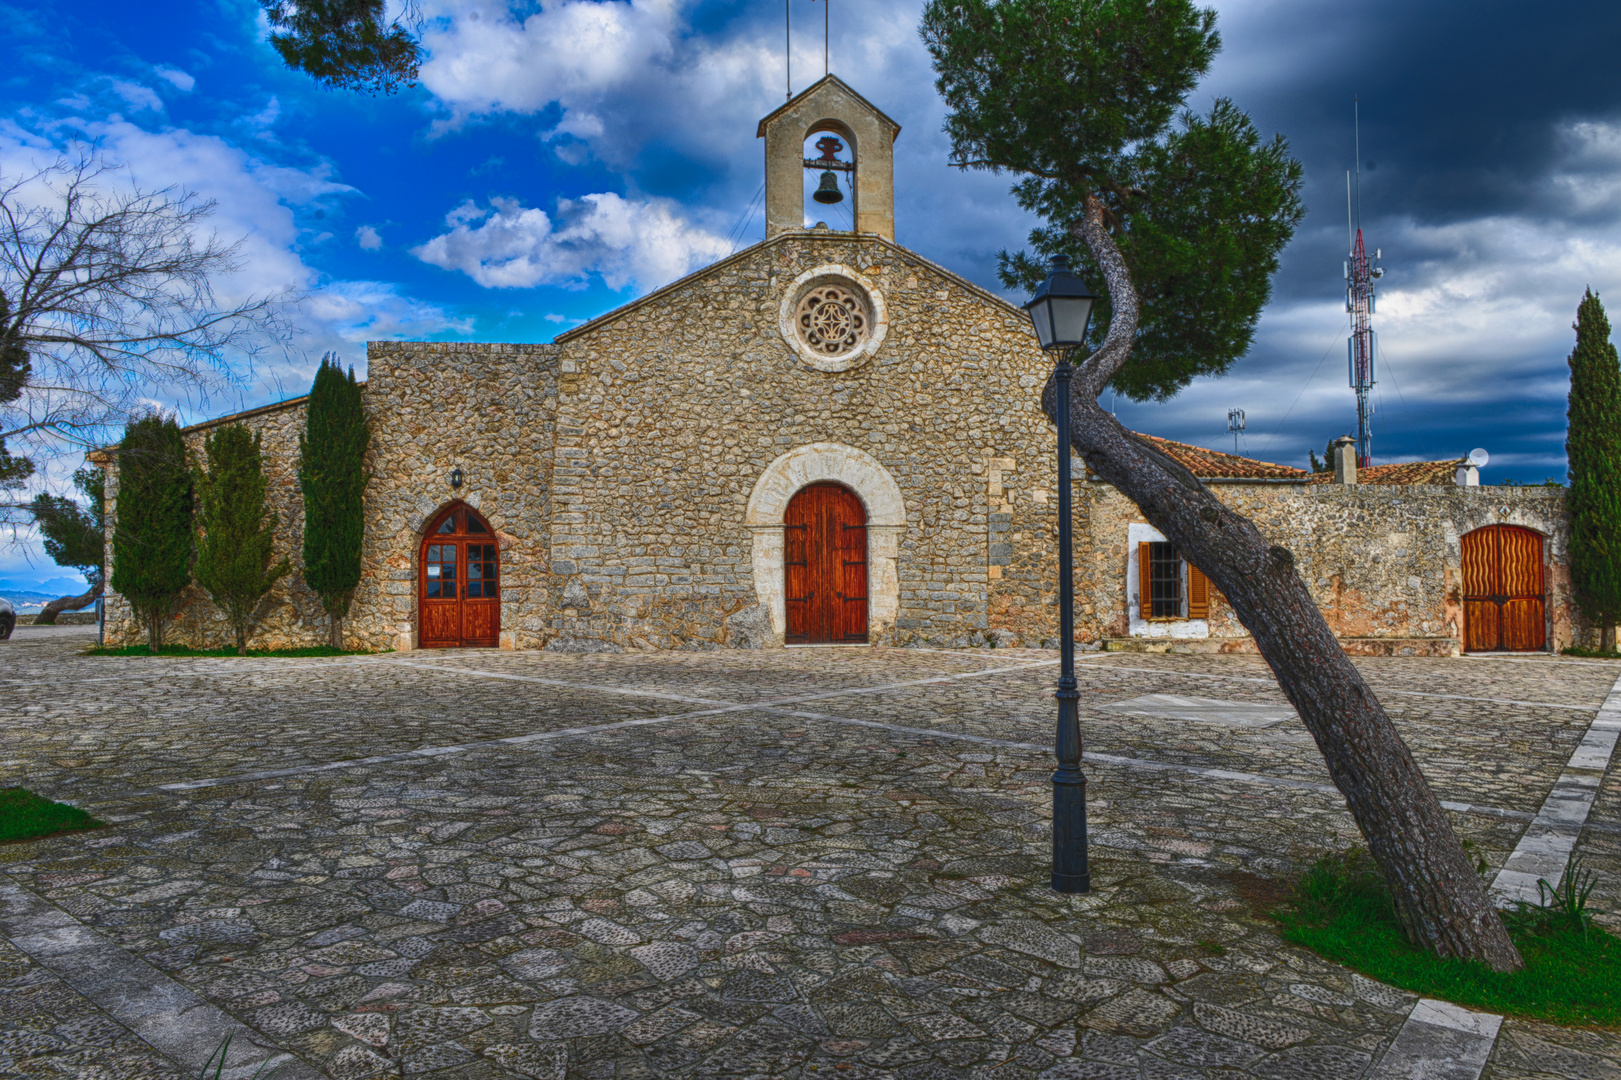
100,77,1582,656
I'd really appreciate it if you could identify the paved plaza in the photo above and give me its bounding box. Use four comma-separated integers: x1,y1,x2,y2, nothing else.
0,631,1618,1079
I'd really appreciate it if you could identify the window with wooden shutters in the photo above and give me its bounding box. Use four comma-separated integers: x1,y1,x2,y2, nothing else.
1187,564,1211,619
1135,541,1218,621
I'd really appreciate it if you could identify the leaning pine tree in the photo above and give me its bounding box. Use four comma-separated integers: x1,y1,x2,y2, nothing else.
299,356,370,649
109,414,193,653
923,0,1522,969
195,424,292,655
1565,289,1621,653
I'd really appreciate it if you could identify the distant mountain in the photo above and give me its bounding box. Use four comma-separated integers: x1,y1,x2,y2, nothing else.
0,576,89,596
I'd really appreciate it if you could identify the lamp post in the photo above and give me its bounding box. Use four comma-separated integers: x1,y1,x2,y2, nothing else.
1023,255,1098,894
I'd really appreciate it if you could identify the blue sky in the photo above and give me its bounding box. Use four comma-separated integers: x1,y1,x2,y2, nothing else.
3,0,1619,590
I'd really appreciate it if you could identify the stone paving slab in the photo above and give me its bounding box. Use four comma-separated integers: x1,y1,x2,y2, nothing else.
0,639,1616,1078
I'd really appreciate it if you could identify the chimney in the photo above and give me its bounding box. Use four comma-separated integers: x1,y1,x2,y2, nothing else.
1333,436,1358,485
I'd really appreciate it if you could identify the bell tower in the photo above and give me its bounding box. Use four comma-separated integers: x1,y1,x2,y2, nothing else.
757,75,901,241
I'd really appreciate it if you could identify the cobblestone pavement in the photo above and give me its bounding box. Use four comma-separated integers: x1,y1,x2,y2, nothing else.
0,636,1617,1079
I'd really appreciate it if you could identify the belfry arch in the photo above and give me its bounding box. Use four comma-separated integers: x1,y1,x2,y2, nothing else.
758,75,901,240
745,443,905,645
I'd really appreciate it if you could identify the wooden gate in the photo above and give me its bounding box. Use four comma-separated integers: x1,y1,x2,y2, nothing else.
785,483,868,644
419,504,501,648
1462,525,1545,652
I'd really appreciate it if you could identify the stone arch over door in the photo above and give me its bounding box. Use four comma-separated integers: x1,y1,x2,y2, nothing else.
746,443,905,645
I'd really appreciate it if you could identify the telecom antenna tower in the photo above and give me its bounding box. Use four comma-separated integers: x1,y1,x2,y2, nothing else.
1345,100,1384,468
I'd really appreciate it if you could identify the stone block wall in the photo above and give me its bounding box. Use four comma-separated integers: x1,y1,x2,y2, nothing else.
101,342,560,652
547,231,1057,649
1042,480,1579,654
100,397,323,650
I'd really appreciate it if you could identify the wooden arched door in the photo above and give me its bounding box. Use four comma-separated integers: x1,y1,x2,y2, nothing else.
1462,525,1545,652
419,504,500,648
785,483,868,644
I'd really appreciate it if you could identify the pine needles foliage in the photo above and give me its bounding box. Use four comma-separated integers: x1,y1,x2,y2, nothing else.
299,355,370,649
1565,289,1621,651
195,424,291,655
109,414,192,653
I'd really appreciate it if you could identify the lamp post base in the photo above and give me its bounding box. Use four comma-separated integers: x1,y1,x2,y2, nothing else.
1052,763,1090,894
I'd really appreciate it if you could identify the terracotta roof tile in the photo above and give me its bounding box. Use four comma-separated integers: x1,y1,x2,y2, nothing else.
1332,458,1465,485
1125,433,1463,485
1130,434,1310,480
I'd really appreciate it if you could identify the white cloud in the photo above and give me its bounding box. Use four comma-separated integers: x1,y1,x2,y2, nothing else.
412,192,730,291
304,280,474,341
154,66,196,92
356,224,384,249
107,80,164,113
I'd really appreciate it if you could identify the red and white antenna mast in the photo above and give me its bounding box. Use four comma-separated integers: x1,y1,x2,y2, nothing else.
1345,98,1384,468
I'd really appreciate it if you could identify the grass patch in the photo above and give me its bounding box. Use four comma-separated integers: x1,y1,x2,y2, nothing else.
0,788,104,843
1562,645,1621,660
1276,849,1621,1026
86,643,375,658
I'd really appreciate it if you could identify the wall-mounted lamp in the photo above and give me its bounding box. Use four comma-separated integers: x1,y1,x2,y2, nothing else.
450,466,463,489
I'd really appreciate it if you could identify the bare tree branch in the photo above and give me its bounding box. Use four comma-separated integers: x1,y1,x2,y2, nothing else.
0,154,296,526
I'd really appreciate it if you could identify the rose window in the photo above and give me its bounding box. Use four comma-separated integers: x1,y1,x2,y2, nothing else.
795,284,870,357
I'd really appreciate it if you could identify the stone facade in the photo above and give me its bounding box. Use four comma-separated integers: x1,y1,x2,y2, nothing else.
103,343,560,653
95,77,1584,658
1065,480,1579,656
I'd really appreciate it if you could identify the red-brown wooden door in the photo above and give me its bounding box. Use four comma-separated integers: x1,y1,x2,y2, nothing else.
785,483,868,644
1462,525,1545,652
419,504,500,648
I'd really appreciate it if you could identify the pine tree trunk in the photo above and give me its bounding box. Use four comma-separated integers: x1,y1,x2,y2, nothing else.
1604,623,1617,654
1065,195,1523,972
330,613,343,651
35,583,103,625
148,611,163,654
237,624,248,657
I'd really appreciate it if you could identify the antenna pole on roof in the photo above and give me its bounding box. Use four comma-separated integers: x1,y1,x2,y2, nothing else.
785,0,791,101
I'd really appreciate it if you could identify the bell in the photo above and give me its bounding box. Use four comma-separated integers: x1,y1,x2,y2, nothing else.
813,170,844,205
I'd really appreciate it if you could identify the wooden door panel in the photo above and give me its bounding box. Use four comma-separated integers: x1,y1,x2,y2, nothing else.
1500,599,1545,652
1462,525,1545,652
419,507,501,648
784,483,867,644
422,600,461,647
1460,529,1497,598
838,513,868,642
1499,529,1544,597
1464,600,1499,652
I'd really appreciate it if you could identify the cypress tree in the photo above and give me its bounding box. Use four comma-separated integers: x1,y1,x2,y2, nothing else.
195,424,292,654
299,355,370,649
1566,288,1621,652
110,414,193,652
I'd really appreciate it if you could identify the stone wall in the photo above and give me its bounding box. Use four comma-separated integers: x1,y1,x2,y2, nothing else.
546,230,1058,649
102,343,560,652
1003,479,1579,655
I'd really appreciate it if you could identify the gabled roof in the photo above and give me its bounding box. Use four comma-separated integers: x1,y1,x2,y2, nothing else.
553,230,1024,344
1133,433,1465,485
755,74,902,140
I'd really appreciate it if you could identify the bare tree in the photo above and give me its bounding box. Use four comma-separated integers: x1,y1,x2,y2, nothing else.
0,155,292,526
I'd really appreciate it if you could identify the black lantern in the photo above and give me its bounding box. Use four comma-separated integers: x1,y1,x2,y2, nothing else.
1026,254,1097,896
1022,255,1097,352
450,466,463,490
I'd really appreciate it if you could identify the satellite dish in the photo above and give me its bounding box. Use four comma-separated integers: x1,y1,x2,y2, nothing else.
1468,448,1489,468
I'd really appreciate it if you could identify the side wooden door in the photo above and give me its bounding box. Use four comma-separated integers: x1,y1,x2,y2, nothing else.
1462,525,1545,652
419,505,501,648
784,483,868,644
